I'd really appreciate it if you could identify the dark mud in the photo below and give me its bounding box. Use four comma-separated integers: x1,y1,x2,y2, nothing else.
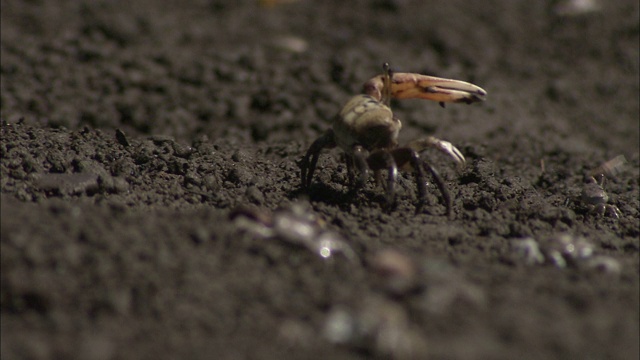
1,1,639,359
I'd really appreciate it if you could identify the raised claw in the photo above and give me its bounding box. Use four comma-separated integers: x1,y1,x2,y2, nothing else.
363,72,487,104
589,154,627,178
407,136,466,167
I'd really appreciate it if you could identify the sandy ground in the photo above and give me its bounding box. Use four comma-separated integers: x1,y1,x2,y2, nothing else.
1,1,639,359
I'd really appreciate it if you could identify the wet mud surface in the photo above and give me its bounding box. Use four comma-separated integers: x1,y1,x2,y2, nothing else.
1,1,639,359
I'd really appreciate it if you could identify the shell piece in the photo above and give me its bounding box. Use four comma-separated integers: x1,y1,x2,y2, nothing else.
582,256,622,275
231,202,358,262
511,238,546,266
554,0,601,16
510,234,622,275
370,249,419,295
541,234,595,268
323,297,428,359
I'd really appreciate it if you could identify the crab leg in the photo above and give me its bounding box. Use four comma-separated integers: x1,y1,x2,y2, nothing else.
363,71,487,105
301,130,337,188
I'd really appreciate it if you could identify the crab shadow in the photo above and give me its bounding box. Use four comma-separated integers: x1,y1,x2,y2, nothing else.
288,182,350,206
288,181,388,209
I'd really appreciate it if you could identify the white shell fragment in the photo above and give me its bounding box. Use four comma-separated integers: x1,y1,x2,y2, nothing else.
270,35,308,53
510,234,622,275
582,256,623,275
554,0,601,16
323,297,428,359
370,249,420,295
548,234,594,261
232,202,358,262
511,238,546,266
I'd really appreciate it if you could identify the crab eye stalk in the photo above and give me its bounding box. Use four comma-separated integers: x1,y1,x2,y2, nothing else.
382,62,393,108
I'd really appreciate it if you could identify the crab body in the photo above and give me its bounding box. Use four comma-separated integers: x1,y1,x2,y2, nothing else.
579,155,627,219
333,94,400,152
582,175,621,218
301,63,486,218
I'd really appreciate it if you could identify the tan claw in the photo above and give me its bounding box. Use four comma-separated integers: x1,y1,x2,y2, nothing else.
363,72,487,105
407,136,466,167
589,155,627,178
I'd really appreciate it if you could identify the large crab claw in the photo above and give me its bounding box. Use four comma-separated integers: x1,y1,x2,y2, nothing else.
363,70,487,105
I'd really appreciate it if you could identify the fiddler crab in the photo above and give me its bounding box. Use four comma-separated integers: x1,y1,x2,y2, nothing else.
301,63,486,218
581,155,626,218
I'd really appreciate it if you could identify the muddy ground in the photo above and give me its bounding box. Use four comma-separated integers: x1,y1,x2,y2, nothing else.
1,1,639,359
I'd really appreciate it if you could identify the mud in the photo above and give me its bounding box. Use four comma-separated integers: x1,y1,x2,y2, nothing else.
1,1,639,359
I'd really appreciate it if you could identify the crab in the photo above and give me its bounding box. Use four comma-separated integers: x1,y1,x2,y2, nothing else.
581,155,626,218
300,63,486,217
581,174,622,218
